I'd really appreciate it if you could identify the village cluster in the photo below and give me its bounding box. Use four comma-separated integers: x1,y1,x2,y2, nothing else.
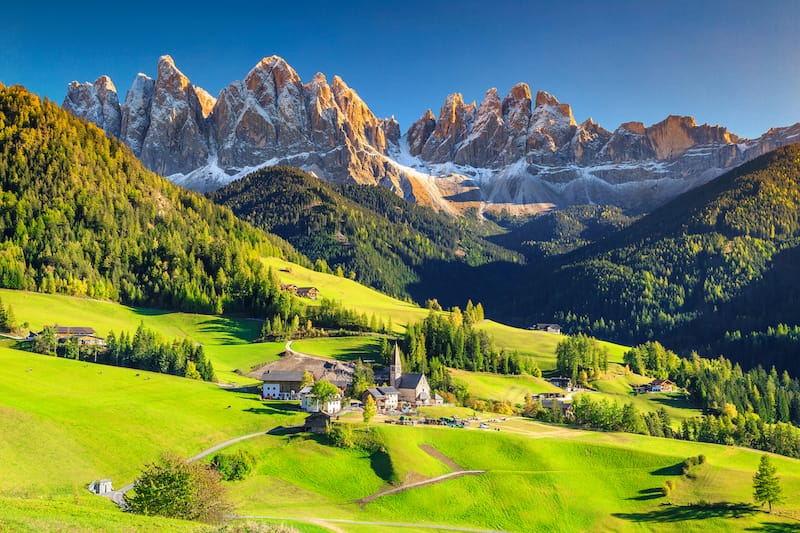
250,344,444,418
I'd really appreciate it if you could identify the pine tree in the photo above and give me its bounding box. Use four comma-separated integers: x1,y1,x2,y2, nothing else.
753,454,783,512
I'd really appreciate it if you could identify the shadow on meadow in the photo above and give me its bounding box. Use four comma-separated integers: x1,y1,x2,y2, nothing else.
650,462,686,476
614,502,758,523
745,521,800,532
627,487,665,501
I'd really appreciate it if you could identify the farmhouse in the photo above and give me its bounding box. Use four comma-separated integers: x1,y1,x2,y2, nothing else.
529,323,562,334
295,287,319,300
299,385,343,414
40,326,106,347
304,412,331,434
259,370,305,400
249,350,355,400
632,378,675,394
546,376,573,391
363,386,400,411
280,284,297,294
390,344,435,406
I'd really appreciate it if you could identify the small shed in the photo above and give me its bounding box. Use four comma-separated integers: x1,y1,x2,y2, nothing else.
89,478,113,495
305,412,331,434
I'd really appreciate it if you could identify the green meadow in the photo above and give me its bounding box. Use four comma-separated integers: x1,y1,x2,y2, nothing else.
0,288,280,385
219,422,800,532
448,368,562,404
477,320,628,370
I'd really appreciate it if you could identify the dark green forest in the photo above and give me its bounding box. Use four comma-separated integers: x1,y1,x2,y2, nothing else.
460,145,800,375
208,165,521,299
0,84,306,316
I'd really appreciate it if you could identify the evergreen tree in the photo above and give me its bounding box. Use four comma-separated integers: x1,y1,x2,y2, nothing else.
753,455,783,512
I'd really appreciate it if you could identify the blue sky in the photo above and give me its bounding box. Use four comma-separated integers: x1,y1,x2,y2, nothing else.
2,0,799,138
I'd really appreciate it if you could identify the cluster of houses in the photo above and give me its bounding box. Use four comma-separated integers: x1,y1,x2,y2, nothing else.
279,284,319,300
250,343,443,422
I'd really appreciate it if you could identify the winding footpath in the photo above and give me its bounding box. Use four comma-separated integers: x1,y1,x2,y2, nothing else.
104,430,270,508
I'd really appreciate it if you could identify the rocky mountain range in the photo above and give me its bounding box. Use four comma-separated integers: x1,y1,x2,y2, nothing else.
64,55,800,214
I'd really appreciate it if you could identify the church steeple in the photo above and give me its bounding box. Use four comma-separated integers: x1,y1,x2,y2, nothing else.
390,343,402,388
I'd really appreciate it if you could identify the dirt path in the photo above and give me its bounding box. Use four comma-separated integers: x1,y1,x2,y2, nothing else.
236,515,508,533
104,430,270,508
357,469,485,504
420,443,464,471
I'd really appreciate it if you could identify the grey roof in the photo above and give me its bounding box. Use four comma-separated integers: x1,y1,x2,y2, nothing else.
365,388,384,398
261,370,305,382
51,326,96,335
398,373,425,389
434,393,443,400
378,386,399,395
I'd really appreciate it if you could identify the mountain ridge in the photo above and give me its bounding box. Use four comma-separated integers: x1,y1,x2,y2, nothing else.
64,55,800,213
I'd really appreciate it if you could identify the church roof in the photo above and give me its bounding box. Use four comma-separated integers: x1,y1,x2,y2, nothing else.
398,373,425,389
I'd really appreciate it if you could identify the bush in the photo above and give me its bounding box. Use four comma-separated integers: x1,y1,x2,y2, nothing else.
211,450,256,481
125,454,232,524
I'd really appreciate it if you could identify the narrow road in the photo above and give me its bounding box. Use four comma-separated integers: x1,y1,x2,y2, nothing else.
104,430,270,508
235,516,509,533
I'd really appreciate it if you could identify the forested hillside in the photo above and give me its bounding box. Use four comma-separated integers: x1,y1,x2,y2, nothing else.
506,144,800,373
209,166,521,298
0,84,306,315
488,204,637,259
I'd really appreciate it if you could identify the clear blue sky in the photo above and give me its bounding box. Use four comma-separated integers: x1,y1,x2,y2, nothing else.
2,0,798,138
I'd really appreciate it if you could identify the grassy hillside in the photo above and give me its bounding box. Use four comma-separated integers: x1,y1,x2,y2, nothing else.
222,422,800,532
0,288,281,385
477,320,628,369
449,368,561,404
263,256,432,330
2,343,799,532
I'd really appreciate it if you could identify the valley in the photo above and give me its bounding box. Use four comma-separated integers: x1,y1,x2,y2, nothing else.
2,9,800,530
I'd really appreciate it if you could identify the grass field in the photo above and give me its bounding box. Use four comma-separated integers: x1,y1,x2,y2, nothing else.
290,336,384,362
477,320,629,370
0,347,304,495
449,368,562,404
2,340,800,532
220,421,800,532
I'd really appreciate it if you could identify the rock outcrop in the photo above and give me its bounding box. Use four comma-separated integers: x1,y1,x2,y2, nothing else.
64,55,800,213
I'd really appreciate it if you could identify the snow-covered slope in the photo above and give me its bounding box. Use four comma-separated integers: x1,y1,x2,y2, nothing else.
63,55,800,214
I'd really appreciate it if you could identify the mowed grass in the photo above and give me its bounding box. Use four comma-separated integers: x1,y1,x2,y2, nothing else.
0,289,278,385
290,336,384,362
477,320,628,370
227,421,800,532
0,495,210,532
449,368,562,405
264,257,430,332
0,346,304,496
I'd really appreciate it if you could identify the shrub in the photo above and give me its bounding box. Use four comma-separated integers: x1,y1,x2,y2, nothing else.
211,450,256,481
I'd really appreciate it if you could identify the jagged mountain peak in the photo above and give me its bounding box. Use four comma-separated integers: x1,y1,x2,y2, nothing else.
63,55,800,214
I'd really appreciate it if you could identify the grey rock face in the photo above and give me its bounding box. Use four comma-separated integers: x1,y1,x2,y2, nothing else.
63,76,121,138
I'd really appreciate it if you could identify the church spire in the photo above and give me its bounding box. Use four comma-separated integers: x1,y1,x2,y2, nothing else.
390,342,402,388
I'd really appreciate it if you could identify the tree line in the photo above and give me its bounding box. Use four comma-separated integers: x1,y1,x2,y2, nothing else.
30,323,215,382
